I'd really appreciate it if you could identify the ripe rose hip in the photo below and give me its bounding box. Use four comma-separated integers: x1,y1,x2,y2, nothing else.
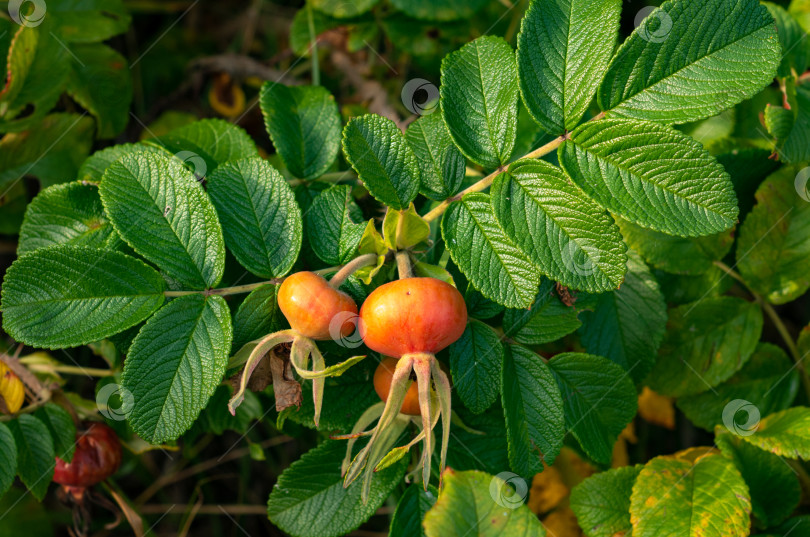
373,357,421,416
278,271,358,340
53,422,122,489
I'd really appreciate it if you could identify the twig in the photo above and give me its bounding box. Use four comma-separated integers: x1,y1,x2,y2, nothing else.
329,253,379,289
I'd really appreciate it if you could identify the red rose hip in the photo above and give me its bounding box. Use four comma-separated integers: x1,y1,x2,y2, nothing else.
53,422,122,489
278,271,358,340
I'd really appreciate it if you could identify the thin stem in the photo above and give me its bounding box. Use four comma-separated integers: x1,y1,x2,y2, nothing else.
422,133,570,223
164,265,342,298
396,251,413,279
287,170,357,187
329,253,378,289
26,364,114,377
307,1,320,85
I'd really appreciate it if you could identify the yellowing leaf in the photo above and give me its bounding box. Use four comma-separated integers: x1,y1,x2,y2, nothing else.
542,507,583,537
528,466,569,515
638,387,675,430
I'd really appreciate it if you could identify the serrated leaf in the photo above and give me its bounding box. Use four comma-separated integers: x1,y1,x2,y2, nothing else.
559,118,739,237
342,114,420,210
717,431,801,528
765,3,808,79
737,167,810,305
18,182,120,254
598,0,780,124
678,343,799,432
502,284,582,346
232,284,286,349
630,451,751,537
767,81,810,163
441,193,540,308
501,345,564,476
66,43,132,138
77,143,166,183
446,400,510,475
208,157,302,278
7,415,54,501
441,36,519,169
449,320,502,414
617,216,734,276
311,0,380,18
122,295,232,443
100,152,226,289
306,184,365,265
492,159,627,292
0,422,17,497
549,352,638,465
150,119,259,175
423,469,546,536
261,83,341,180
517,0,621,134
50,0,131,43
646,296,763,397
198,385,262,436
579,250,666,384
1,246,165,349
390,0,488,21
267,440,406,537
405,112,464,201
390,484,437,537
740,407,810,459
570,465,641,537
34,403,76,463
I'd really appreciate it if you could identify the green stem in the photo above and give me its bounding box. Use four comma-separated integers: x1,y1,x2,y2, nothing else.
164,265,342,298
307,1,320,86
328,253,378,289
396,251,413,279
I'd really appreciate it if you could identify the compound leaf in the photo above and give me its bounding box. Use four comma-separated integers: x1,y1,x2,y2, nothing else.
405,112,464,201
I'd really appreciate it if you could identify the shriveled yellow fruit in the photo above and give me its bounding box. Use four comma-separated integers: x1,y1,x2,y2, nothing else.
0,361,24,414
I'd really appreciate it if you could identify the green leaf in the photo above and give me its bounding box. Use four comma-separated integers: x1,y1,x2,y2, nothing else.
382,204,430,250
18,182,120,254
559,118,739,237
261,84,341,180
440,36,519,169
646,296,763,397
423,469,546,536
306,185,366,265
267,440,406,537
0,25,38,109
502,284,582,346
737,167,810,305
78,143,166,183
1,246,165,349
342,114,420,210
717,431,801,528
449,320,503,414
232,284,286,349
405,112,464,201
50,0,131,43
598,0,780,124
390,484,437,537
311,0,380,18
0,422,17,497
446,401,510,475
389,0,488,21
570,465,641,537
501,345,565,476
579,250,667,384
34,403,76,463
197,385,263,435
549,352,638,465
740,407,810,459
7,415,54,501
517,0,621,134
150,119,259,175
678,343,799,432
100,152,226,289
122,295,233,443
491,159,627,292
629,451,751,537
0,113,94,191
441,193,540,308
617,217,734,276
765,3,808,79
208,157,302,278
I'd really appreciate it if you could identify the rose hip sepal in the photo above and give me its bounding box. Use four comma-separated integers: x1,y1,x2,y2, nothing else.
228,271,366,427
53,422,122,497
341,277,467,501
